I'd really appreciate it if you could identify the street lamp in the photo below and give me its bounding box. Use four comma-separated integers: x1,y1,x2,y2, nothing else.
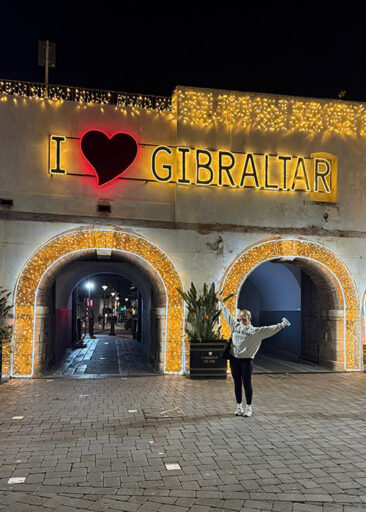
84,281,95,339
111,292,116,314
109,292,117,337
85,280,94,293
101,285,108,329
115,296,120,321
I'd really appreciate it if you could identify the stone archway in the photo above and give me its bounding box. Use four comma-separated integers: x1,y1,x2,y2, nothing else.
12,228,184,377
219,238,361,371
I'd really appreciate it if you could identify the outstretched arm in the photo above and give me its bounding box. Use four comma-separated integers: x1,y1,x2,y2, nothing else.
257,318,287,340
217,295,237,332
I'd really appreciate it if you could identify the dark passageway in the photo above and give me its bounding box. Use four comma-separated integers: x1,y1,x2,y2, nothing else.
239,260,335,373
38,251,165,377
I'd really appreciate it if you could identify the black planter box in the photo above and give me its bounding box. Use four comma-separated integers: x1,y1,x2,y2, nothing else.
189,340,227,379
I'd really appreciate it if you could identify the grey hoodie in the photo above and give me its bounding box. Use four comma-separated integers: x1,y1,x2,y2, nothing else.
221,303,284,359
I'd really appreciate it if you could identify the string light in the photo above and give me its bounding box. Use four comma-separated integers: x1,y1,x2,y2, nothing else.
219,239,360,371
174,89,214,126
0,79,172,112
12,229,184,376
289,101,324,133
252,97,288,132
322,102,362,136
176,89,366,137
215,94,251,127
1,339,11,377
2,79,366,136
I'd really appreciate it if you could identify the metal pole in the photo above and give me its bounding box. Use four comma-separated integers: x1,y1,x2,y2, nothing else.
88,288,91,335
84,298,87,336
102,290,106,330
45,40,49,97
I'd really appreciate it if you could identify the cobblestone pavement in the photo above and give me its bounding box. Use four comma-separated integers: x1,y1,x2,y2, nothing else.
0,373,366,511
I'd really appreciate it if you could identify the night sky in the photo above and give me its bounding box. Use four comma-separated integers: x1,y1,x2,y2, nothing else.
2,2,366,101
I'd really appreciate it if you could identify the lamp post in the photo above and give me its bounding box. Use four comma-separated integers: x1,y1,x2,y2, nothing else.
85,281,95,339
109,292,117,336
124,297,129,323
102,285,108,330
110,292,116,314
115,295,120,322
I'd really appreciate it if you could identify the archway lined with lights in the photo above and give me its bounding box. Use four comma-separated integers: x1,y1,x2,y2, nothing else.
219,238,361,371
12,228,184,377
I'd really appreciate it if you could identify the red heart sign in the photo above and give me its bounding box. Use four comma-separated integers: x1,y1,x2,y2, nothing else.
81,130,138,187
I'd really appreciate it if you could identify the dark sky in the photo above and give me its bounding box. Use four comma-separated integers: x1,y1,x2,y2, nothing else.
2,2,366,101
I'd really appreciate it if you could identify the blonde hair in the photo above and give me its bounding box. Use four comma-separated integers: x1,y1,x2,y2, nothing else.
240,309,251,320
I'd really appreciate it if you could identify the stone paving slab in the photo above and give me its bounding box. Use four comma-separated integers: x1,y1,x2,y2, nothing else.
0,373,366,511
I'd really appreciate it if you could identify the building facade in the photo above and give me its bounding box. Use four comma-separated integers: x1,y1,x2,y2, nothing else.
0,80,365,377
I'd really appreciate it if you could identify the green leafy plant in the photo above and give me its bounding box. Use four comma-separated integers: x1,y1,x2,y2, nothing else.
0,288,11,340
177,282,233,341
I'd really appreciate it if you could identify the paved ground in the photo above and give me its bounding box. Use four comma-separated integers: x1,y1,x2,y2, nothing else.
253,353,330,374
47,332,329,379
46,334,155,378
0,372,366,511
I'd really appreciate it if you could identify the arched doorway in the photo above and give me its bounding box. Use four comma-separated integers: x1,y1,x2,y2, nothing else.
11,228,184,377
40,258,159,376
220,238,361,371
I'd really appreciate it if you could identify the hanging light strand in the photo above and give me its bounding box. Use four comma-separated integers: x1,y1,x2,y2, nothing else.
0,79,172,112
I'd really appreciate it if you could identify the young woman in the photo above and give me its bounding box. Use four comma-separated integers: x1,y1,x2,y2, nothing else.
217,295,288,417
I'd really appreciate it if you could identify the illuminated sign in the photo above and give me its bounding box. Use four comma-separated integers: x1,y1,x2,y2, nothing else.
48,133,338,202
50,130,138,187
151,146,338,201
49,135,66,175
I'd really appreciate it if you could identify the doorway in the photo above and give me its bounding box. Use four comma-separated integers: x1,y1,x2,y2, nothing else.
38,253,163,377
238,260,335,373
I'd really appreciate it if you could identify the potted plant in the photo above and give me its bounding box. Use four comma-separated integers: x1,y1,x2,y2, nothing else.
177,282,233,379
0,288,12,383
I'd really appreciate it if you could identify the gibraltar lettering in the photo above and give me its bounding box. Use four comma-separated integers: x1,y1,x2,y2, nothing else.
151,146,335,193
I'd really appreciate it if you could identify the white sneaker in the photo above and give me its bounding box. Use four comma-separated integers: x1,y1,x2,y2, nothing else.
235,404,244,416
244,405,252,417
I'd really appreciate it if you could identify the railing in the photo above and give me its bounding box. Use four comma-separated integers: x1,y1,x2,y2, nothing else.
0,78,172,111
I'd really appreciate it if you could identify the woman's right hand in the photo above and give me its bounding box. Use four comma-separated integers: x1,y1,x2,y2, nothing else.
216,292,224,302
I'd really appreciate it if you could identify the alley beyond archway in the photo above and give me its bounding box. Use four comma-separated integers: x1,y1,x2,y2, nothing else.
45,331,155,378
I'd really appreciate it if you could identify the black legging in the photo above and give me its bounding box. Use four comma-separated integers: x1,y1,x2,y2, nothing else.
229,357,253,405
